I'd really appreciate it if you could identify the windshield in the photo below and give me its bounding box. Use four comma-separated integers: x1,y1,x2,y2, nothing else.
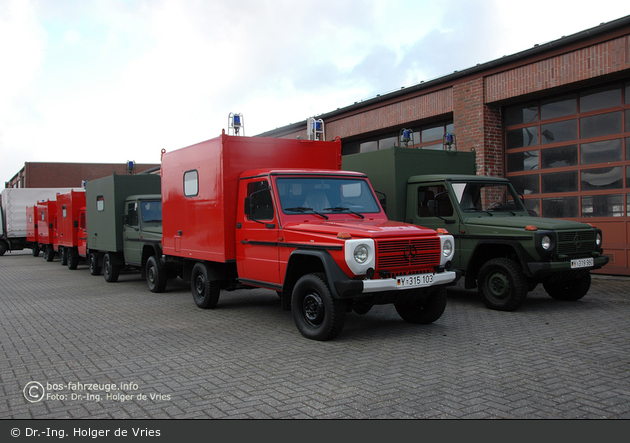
140,200,162,223
276,177,381,216
451,182,526,213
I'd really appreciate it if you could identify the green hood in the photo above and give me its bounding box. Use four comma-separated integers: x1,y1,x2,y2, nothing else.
464,215,594,232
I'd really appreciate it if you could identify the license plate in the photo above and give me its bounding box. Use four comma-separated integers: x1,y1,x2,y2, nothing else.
397,273,434,288
571,258,594,269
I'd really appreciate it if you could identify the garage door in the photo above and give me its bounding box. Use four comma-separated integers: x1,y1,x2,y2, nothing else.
504,80,630,275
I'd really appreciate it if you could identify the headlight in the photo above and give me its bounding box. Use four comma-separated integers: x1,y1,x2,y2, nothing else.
443,239,453,257
354,245,369,264
541,235,552,250
596,232,602,247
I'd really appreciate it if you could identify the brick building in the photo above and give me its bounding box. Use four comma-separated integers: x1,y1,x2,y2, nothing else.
6,162,160,189
260,15,630,275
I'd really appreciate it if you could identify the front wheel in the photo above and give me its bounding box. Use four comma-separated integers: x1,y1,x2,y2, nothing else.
191,262,220,308
146,256,167,293
477,258,528,311
394,287,447,324
291,273,345,341
543,272,591,301
103,253,120,282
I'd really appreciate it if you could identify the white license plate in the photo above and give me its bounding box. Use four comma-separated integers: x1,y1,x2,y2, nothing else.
571,258,594,269
397,273,434,288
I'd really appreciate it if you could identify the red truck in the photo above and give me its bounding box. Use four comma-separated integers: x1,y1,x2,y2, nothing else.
153,131,457,340
26,205,39,256
35,199,58,261
56,190,87,269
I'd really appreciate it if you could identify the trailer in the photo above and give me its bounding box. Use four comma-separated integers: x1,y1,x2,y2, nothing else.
0,188,77,256
56,190,87,269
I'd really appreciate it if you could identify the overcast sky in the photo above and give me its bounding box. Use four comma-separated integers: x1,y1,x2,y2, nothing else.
1,0,629,184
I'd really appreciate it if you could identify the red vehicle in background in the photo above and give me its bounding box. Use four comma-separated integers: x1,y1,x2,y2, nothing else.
26,205,39,256
35,199,58,262
56,190,87,269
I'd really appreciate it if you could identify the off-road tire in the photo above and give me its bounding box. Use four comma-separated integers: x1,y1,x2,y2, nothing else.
146,256,167,293
191,262,220,309
32,247,40,257
89,253,102,275
103,253,120,283
0,241,7,256
67,249,79,270
394,286,447,324
291,273,345,341
60,247,67,266
543,272,591,301
477,257,528,311
44,245,54,262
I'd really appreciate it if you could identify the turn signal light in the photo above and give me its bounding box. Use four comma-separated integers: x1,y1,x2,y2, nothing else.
337,232,352,239
525,225,538,231
436,228,449,234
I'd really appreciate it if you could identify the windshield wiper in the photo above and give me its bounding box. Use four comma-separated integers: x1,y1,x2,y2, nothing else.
323,207,365,219
284,207,329,220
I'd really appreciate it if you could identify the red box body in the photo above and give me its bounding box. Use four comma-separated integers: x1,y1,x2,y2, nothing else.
26,206,37,242
57,190,86,249
36,199,57,247
161,133,342,262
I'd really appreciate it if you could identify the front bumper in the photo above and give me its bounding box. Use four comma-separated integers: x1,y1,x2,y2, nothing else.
334,270,458,298
526,255,609,277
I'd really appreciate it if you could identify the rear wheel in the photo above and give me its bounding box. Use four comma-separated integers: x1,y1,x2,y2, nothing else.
0,241,7,256
44,245,54,262
543,272,591,301
146,256,167,293
89,253,102,275
67,249,79,270
32,247,40,257
292,273,345,341
477,258,528,311
103,253,120,282
60,247,67,266
394,287,447,324
191,262,220,308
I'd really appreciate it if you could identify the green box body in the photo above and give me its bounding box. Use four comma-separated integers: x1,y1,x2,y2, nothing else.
86,174,161,253
342,147,476,222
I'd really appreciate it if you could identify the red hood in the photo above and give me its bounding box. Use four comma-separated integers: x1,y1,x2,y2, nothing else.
283,219,438,238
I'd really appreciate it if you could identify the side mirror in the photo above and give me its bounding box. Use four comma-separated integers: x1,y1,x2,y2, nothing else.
122,214,129,225
427,200,436,215
374,191,386,212
74,220,79,228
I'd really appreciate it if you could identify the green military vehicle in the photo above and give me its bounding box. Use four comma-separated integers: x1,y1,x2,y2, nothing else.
86,173,165,291
342,146,609,311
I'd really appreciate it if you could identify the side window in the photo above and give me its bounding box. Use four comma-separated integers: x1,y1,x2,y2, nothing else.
80,212,86,230
41,211,45,221
126,202,138,226
97,195,104,212
62,205,67,218
247,180,274,221
29,215,32,223
417,185,453,218
184,170,199,197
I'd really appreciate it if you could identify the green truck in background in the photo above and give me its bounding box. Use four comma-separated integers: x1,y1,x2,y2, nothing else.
342,146,609,311
85,173,164,290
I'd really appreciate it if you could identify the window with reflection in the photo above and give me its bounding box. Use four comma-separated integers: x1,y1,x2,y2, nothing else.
541,120,577,144
541,94,577,120
507,127,539,149
507,151,539,172
581,194,623,217
505,103,538,126
542,171,578,193
510,175,539,195
580,111,622,139
542,197,578,218
579,84,621,113
581,167,623,191
541,145,577,168
580,139,623,165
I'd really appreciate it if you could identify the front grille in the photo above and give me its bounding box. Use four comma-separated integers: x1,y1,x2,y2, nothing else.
557,231,596,256
375,238,440,270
